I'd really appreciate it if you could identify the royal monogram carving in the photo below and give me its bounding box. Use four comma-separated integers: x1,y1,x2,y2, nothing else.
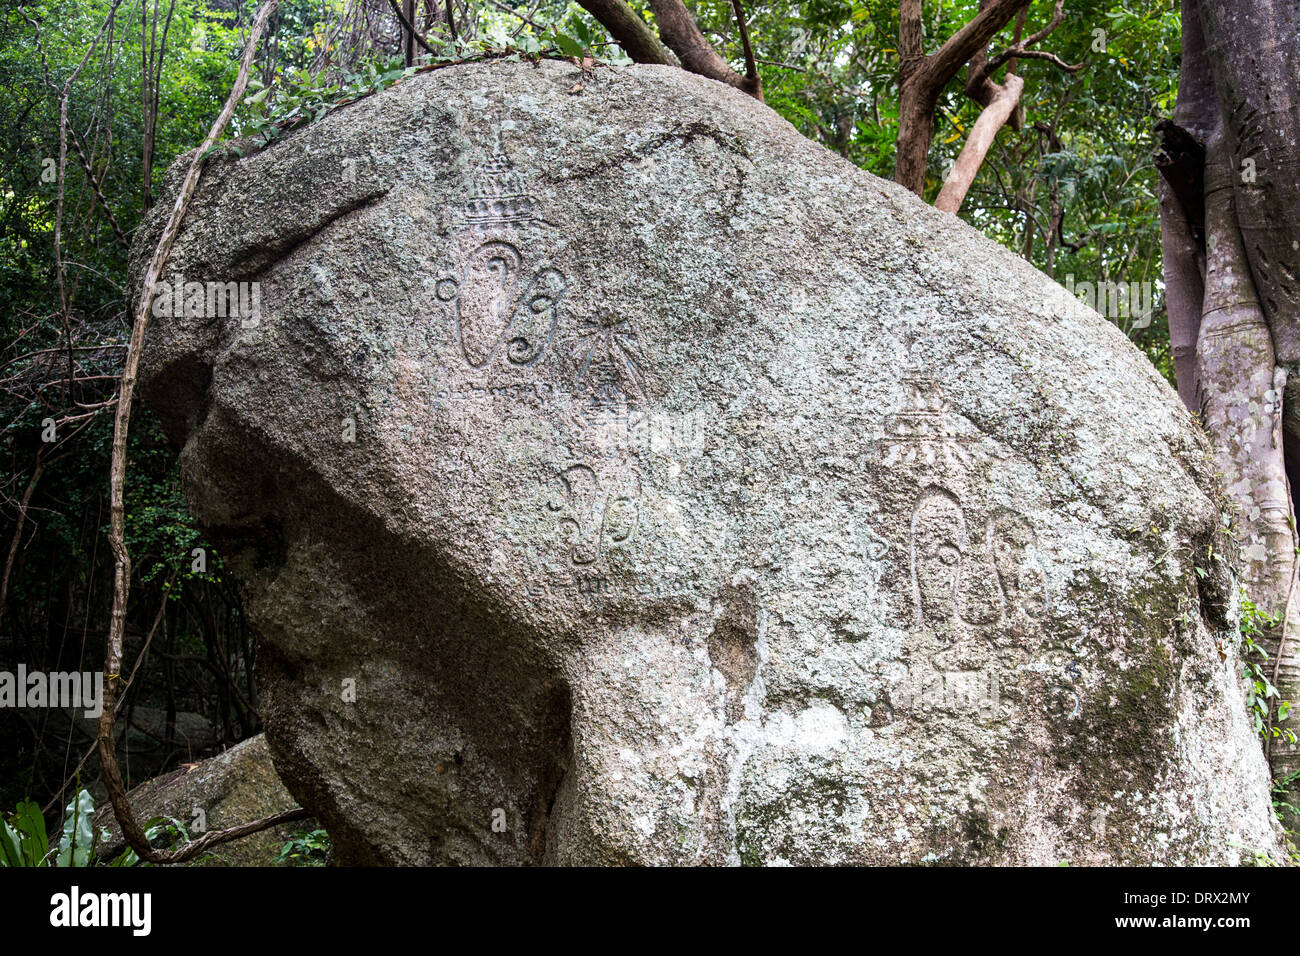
433,149,567,372
909,485,1048,630
547,464,641,566
438,240,564,369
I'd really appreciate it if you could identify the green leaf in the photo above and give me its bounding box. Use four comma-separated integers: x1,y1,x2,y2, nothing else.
0,818,25,867
552,32,585,58
14,799,48,866
56,790,94,867
110,845,138,867
571,18,595,47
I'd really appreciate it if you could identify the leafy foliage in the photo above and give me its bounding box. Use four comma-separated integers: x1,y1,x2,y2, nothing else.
1239,591,1297,745
276,826,330,866
0,786,194,867
1,788,107,866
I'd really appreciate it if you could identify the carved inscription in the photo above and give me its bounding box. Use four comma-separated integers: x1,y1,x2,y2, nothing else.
909,485,1047,630
882,373,977,470
569,311,647,404
432,149,567,373
438,240,564,369
547,464,641,566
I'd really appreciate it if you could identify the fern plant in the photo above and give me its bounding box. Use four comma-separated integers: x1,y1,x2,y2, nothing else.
0,789,93,867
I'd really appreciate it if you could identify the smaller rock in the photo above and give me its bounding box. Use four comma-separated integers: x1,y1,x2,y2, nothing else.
93,734,312,866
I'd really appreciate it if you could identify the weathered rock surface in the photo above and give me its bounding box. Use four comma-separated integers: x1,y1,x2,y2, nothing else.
135,59,1283,864
94,734,309,866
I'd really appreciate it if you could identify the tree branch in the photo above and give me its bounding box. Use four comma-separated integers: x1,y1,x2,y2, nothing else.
388,0,437,55
730,0,761,98
920,0,1030,99
0,453,45,624
972,0,1082,87
648,0,760,98
576,0,675,65
99,0,291,867
936,73,1024,213
486,0,545,32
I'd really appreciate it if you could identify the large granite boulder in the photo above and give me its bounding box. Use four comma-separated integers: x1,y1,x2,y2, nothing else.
134,58,1283,864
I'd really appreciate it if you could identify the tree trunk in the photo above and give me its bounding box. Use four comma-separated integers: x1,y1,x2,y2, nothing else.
1197,134,1294,614
1161,0,1300,818
892,0,1039,198
403,0,415,65
935,72,1022,213
895,78,938,196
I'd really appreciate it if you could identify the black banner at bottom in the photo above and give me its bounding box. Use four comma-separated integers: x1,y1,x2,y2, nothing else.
0,864,1281,943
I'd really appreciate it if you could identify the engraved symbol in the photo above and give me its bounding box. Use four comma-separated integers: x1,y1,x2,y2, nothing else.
462,150,538,231
548,464,641,565
853,520,890,621
910,486,966,626
440,241,564,368
909,487,1046,630
571,311,647,404
991,511,1049,619
883,373,978,470
435,147,566,370
959,517,1006,625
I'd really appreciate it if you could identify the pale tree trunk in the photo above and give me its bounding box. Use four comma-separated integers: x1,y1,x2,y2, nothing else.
935,73,1022,213
1198,134,1295,612
1161,0,1300,817
1154,4,1212,410
894,0,1078,208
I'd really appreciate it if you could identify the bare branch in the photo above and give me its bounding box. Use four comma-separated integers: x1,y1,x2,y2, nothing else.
972,0,1083,87
922,0,1030,96
576,0,675,65
730,0,761,98
99,0,293,867
936,73,1024,214
486,0,545,32
388,0,437,54
0,454,45,624
648,0,760,98
999,48,1084,72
